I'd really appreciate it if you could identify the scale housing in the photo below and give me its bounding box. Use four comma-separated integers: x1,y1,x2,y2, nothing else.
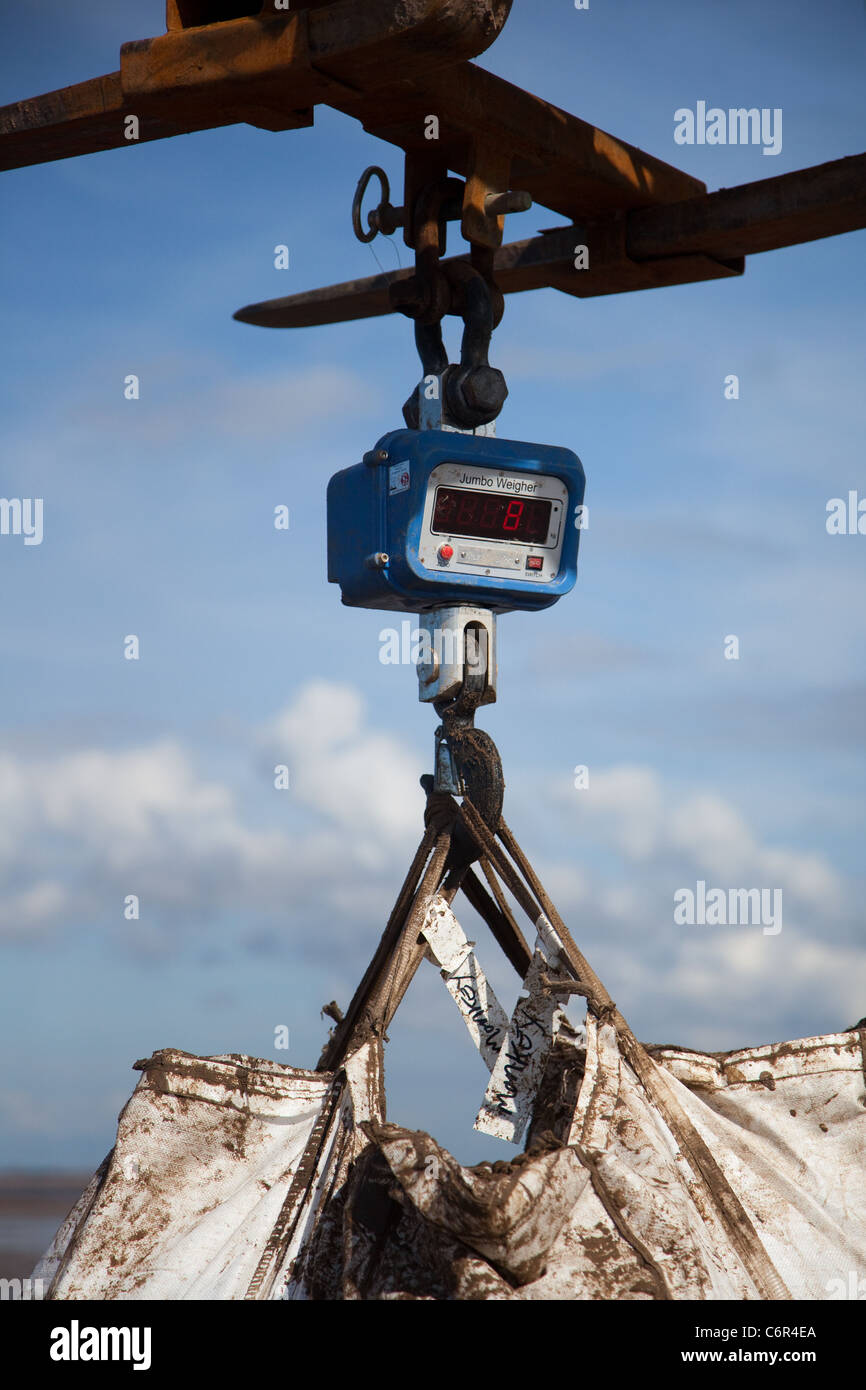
327,428,586,614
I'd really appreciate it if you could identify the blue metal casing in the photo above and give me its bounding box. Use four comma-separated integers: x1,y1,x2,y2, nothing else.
327,429,585,614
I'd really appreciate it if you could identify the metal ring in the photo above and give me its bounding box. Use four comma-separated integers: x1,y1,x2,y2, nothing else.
352,165,390,243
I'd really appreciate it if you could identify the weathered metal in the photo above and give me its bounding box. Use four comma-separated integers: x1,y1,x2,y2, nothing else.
349,62,705,226
235,153,866,328
627,151,866,259
352,164,403,242
235,228,742,328
3,5,862,320
0,1,514,169
0,0,707,287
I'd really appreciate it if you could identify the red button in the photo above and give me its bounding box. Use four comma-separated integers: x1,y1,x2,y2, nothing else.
438,544,454,561
526,555,543,570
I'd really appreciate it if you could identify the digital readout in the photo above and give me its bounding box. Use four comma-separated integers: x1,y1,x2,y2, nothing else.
431,487,553,545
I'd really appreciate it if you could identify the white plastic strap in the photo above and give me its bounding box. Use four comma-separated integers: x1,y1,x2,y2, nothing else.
474,937,562,1145
421,895,510,1072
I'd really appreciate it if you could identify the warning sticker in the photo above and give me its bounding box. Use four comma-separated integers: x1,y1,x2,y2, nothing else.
389,463,410,495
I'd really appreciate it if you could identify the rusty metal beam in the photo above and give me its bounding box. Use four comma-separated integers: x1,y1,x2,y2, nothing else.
0,0,513,171
234,153,866,328
233,223,741,328
0,68,307,171
0,0,702,231
338,62,705,224
5,4,860,326
0,72,128,170
627,152,866,260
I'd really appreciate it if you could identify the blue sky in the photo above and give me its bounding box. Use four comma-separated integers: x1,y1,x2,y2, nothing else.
1,0,864,1172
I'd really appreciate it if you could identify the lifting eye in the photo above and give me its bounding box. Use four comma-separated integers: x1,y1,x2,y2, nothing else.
351,166,404,244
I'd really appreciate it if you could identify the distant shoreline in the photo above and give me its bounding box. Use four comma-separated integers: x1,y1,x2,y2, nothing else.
0,1171,92,1282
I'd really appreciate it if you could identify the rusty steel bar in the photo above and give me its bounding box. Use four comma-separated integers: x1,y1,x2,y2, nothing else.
0,70,310,173
1,2,706,242
0,0,513,171
627,151,866,261
235,152,866,328
340,61,705,224
233,226,742,328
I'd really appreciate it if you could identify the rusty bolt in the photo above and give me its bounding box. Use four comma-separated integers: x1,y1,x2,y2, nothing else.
446,364,508,427
463,365,507,414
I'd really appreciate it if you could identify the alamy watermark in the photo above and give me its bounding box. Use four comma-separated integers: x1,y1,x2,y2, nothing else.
826,491,866,535
674,103,782,157
0,1276,45,1301
50,1321,152,1370
0,497,43,545
674,880,782,936
379,619,488,667
825,1270,866,1300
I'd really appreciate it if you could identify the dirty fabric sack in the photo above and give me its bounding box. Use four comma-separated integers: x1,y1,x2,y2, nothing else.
293,1023,866,1300
36,1043,382,1300
36,1026,866,1300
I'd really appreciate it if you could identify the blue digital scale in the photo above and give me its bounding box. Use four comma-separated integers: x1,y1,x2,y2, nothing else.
327,428,585,615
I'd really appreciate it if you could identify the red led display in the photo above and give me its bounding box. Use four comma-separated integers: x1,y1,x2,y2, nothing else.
431,487,552,545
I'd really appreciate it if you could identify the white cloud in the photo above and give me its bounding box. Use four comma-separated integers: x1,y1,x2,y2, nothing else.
0,688,858,1048
260,680,422,848
580,764,663,860
0,882,69,932
0,681,420,939
566,765,843,913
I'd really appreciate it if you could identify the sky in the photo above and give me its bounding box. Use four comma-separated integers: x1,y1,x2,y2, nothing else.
0,0,864,1174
